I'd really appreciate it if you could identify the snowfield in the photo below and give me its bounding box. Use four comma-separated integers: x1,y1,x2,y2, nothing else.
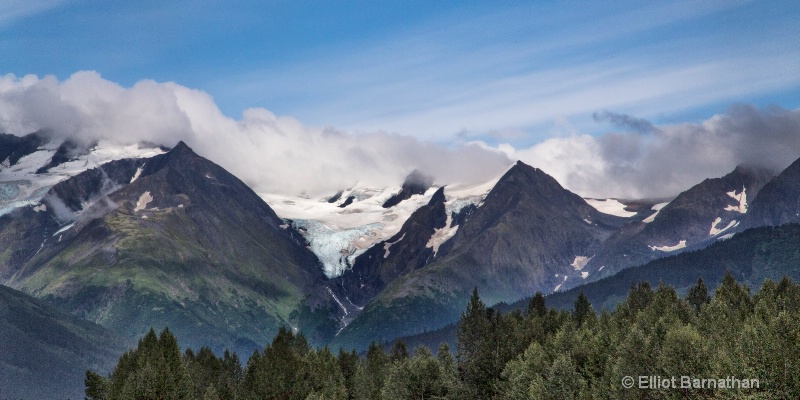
649,240,687,252
642,201,669,223
0,141,164,217
725,187,748,213
263,185,437,277
262,170,505,278
585,198,637,218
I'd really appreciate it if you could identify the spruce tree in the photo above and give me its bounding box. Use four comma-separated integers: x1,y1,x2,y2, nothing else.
572,292,592,327
457,288,494,399
527,291,546,318
687,276,711,312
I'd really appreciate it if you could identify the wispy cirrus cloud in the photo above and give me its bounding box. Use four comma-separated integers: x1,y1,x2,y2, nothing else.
212,1,799,142
0,0,68,28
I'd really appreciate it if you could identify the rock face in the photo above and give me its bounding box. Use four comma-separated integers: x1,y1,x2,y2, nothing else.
2,142,335,354
382,170,434,208
746,157,800,228
588,164,776,279
0,131,47,166
332,186,448,310
332,161,623,349
5,131,800,360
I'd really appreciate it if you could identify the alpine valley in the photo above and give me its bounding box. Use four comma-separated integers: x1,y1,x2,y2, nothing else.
2,131,800,399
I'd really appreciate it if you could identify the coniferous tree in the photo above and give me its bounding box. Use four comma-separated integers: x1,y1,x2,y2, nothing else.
572,292,593,327
352,342,390,400
338,348,359,399
390,340,409,362
84,370,107,400
687,276,711,312
87,276,800,400
456,288,493,399
619,282,654,321
306,347,347,399
89,327,192,400
241,326,312,400
527,292,546,318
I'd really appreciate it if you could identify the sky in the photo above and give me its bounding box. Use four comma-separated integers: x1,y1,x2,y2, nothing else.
1,1,799,198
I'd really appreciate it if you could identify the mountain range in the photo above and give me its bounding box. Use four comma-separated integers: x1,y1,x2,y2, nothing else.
2,131,800,397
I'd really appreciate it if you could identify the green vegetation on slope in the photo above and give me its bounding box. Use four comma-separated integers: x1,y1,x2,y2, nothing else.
88,274,800,399
0,284,125,400
539,223,800,312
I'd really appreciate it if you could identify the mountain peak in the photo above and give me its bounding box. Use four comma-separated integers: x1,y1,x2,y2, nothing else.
168,141,195,156
498,160,561,191
746,155,800,227
427,186,446,206
403,169,434,187
138,140,200,175
382,170,434,208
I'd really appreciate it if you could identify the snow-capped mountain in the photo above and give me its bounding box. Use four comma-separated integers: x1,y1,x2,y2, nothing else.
260,169,502,278
585,164,776,280
0,132,165,217
1,141,331,354
4,130,800,354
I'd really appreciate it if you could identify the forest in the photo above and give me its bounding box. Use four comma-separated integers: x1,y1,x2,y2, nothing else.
85,273,800,399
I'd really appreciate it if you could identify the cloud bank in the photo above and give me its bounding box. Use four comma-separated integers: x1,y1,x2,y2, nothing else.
1,72,798,200
0,71,512,196
502,105,800,199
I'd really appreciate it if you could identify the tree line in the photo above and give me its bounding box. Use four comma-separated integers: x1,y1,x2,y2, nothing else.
85,273,800,399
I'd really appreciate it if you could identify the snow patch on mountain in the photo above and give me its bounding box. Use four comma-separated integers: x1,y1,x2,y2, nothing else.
649,240,687,252
263,168,506,278
585,198,637,217
554,275,568,292
264,184,438,277
53,223,75,236
725,186,748,213
643,201,669,223
383,233,406,258
0,140,164,217
130,165,144,183
426,213,457,256
571,256,592,271
134,191,153,212
709,217,739,236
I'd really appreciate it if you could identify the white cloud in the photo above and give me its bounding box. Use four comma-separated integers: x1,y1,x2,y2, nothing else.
502,105,800,199
2,72,798,201
0,71,512,196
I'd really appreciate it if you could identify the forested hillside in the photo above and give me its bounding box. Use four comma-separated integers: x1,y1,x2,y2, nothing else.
85,274,800,399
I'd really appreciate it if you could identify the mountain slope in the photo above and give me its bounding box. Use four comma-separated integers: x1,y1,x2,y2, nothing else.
588,164,775,279
331,161,622,349
395,223,800,353
2,142,334,353
534,223,800,312
330,187,448,321
0,284,125,400
746,157,800,228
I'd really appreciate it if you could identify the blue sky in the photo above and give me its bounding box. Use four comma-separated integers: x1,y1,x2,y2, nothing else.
3,0,799,147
